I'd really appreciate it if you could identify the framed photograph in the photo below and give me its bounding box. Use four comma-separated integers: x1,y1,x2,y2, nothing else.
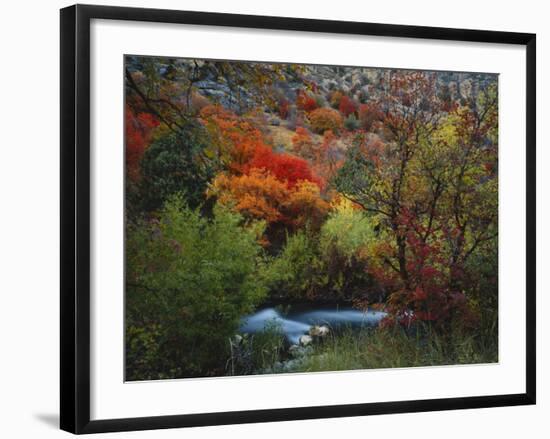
60,4,536,434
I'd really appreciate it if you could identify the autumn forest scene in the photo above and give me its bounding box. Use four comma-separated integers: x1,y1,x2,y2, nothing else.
125,55,498,381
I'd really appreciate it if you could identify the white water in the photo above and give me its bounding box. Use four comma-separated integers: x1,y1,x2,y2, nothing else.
239,306,387,344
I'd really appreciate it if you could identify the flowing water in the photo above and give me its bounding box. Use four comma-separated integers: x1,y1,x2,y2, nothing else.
239,305,387,344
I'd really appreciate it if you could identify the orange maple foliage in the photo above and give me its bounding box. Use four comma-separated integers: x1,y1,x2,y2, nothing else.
209,169,328,232
209,169,288,224
244,144,325,190
200,105,325,191
199,105,265,172
285,181,329,229
201,104,329,236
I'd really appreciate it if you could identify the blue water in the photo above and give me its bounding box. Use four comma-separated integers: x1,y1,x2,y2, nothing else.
239,305,387,344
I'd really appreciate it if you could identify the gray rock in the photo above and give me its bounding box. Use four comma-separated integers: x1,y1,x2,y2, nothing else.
289,344,313,358
299,334,313,346
309,325,330,338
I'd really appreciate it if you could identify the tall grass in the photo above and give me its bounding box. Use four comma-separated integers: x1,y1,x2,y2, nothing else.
291,324,498,373
229,320,498,376
229,320,287,375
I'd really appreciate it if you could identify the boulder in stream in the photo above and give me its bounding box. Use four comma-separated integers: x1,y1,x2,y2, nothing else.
309,325,330,338
299,334,313,346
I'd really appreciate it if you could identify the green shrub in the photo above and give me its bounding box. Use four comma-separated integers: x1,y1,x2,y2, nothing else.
314,94,327,108
262,207,376,300
126,196,267,380
262,230,324,300
316,203,376,297
138,127,217,212
320,203,375,260
344,114,360,131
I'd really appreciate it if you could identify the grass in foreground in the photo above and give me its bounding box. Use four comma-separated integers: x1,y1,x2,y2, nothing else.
235,323,498,375
291,325,498,373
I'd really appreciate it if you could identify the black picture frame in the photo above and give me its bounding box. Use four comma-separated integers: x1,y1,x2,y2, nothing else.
60,4,536,434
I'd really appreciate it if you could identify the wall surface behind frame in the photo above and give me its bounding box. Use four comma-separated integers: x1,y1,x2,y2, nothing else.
0,0,546,438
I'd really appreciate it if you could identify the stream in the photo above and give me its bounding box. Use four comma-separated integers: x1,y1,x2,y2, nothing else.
238,305,387,344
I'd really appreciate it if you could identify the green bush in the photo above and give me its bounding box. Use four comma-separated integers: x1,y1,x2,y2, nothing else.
314,94,327,108
316,205,376,296
138,126,217,212
262,208,376,300
344,114,360,131
320,204,375,260
126,196,267,380
262,230,324,300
